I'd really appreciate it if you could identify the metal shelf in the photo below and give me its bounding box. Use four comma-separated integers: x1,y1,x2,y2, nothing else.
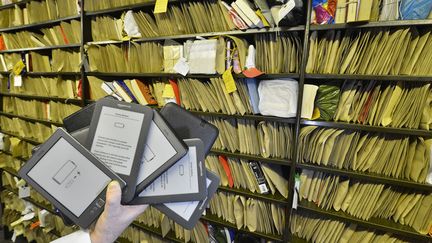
86,71,299,79
297,163,432,192
0,71,80,76
0,15,80,32
201,214,284,242
305,74,432,82
310,19,432,31
0,130,41,145
191,110,296,124
131,222,184,243
218,186,288,205
0,44,81,54
0,92,83,104
84,0,180,16
301,120,432,137
0,149,27,161
0,111,63,127
87,26,305,45
210,149,291,166
297,201,432,242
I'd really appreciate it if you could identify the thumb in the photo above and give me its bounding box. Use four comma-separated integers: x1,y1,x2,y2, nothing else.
104,180,122,215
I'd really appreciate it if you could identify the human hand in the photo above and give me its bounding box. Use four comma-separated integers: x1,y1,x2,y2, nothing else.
90,181,148,243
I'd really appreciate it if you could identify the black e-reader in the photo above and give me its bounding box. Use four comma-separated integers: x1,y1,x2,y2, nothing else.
63,102,96,145
86,98,153,202
131,138,206,204
134,110,188,195
155,170,220,230
18,128,125,229
160,103,219,155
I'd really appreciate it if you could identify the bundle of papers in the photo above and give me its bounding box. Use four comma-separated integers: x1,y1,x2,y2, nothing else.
332,81,432,130
91,16,124,41
87,43,163,73
306,28,432,76
0,136,34,160
255,33,302,74
1,76,79,99
0,116,57,142
208,191,285,235
291,211,409,243
51,49,81,72
1,20,81,50
134,207,209,242
0,52,21,71
3,97,80,122
0,0,78,28
299,170,432,235
298,126,432,183
206,155,288,198
206,116,293,160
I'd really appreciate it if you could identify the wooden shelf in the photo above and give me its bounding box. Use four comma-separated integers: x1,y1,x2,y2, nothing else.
297,201,432,242
0,111,63,127
297,163,432,192
0,15,80,32
310,19,432,31
201,213,284,242
301,120,432,137
210,149,291,166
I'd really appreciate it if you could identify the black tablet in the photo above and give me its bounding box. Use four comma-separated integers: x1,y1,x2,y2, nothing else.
131,138,206,204
18,128,125,229
134,110,188,195
86,98,153,202
155,170,220,230
160,103,219,155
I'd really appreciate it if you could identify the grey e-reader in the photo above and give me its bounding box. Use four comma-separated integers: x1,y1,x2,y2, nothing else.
131,138,206,204
134,110,188,195
86,98,153,202
155,170,220,230
160,103,219,155
18,128,125,229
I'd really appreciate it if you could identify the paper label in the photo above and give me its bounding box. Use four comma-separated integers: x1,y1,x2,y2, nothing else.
279,0,295,21
173,57,189,76
38,210,48,227
13,60,25,76
13,75,22,87
19,186,30,198
222,67,237,93
154,0,168,14
11,230,16,242
293,174,300,209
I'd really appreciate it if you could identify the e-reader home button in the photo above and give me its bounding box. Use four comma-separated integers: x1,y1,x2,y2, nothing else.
96,198,105,208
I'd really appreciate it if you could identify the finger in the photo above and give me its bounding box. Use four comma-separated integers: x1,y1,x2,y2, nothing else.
104,180,122,214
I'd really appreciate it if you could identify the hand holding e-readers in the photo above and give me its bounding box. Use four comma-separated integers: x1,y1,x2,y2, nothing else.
18,128,125,229
86,98,153,203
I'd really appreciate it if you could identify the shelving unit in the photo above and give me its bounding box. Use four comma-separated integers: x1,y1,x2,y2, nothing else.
0,0,431,242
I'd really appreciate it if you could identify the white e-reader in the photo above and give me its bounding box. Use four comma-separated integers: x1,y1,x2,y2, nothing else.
86,98,153,202
18,128,125,229
155,170,220,230
131,138,206,204
133,110,188,194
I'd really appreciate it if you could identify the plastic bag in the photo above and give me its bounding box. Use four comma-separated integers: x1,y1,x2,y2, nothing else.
400,0,432,20
315,83,340,121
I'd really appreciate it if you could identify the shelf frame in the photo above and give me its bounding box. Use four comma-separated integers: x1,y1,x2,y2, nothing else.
310,19,432,30
0,15,80,33
0,111,63,127
210,149,292,166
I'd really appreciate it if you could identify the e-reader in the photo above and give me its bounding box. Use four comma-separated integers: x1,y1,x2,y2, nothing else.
133,110,188,195
18,128,125,229
86,98,153,202
63,102,96,133
160,103,219,155
131,138,206,204
155,170,220,230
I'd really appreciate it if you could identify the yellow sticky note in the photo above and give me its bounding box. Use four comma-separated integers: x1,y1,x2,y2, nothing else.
162,84,175,98
223,67,237,93
154,0,168,14
13,60,25,76
255,10,270,27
